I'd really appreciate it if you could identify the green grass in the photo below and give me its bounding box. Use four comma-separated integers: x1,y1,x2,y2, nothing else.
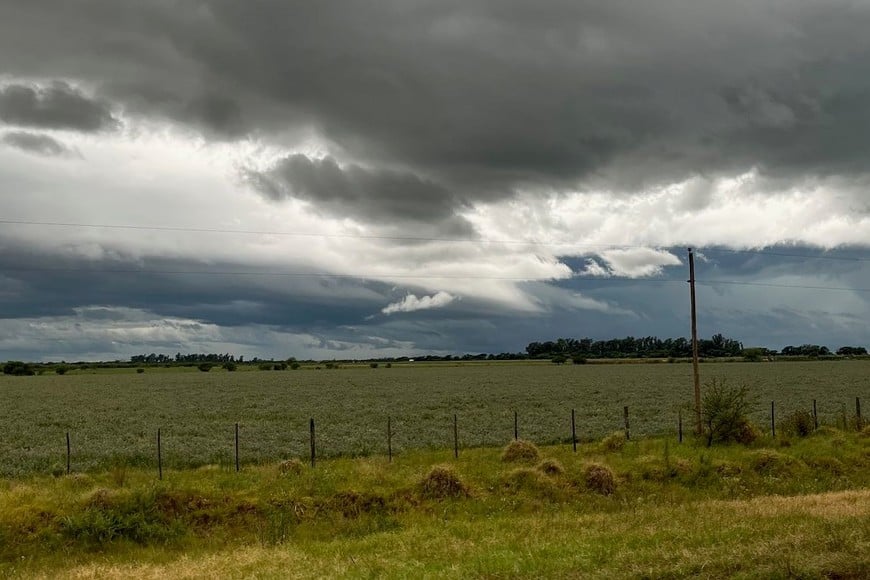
1,361,868,475
1,430,868,578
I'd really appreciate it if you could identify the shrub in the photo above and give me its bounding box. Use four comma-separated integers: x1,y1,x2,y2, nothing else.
370,362,379,368
701,378,758,446
385,363,392,368
197,363,213,372
289,362,300,370
583,463,616,495
419,465,469,499
572,356,587,365
501,439,541,463
136,368,145,374
601,431,626,452
501,468,563,499
55,366,68,375
222,362,237,372
780,410,815,438
551,355,567,365
259,364,273,371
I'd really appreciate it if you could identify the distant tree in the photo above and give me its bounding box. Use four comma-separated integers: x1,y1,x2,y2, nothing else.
837,346,868,356
551,355,567,365
222,362,237,372
2,361,34,376
197,363,213,372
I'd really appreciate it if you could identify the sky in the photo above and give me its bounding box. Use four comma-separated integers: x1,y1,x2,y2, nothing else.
0,0,868,362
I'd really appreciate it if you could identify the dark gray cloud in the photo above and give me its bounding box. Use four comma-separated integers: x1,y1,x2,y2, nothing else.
0,82,118,132
246,154,473,233
1,131,77,157
3,1,870,196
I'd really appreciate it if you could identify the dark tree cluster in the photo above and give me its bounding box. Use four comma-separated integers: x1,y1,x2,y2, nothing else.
525,334,744,360
130,353,242,364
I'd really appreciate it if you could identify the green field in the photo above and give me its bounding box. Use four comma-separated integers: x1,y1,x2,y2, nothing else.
1,361,867,476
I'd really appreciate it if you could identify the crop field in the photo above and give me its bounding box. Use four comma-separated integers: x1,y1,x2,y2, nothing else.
1,361,868,476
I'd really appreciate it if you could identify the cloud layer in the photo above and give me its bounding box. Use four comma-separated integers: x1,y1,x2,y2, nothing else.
0,1,868,359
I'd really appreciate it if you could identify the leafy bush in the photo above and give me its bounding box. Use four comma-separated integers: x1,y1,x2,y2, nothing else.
197,363,212,373
501,439,541,463
701,378,758,446
55,366,68,375
222,362,237,372
370,362,379,368
278,459,304,476
136,368,145,374
259,363,272,371
572,356,587,365
289,362,300,370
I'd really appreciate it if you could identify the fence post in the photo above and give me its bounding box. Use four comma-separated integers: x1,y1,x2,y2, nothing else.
66,432,71,475
387,416,392,463
770,401,776,438
623,405,630,441
514,410,518,440
813,399,818,431
571,408,577,453
310,418,316,468
157,428,163,480
678,410,683,444
857,397,863,431
453,414,459,459
234,423,240,472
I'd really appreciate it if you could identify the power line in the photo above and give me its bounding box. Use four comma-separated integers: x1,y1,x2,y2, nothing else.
697,279,870,293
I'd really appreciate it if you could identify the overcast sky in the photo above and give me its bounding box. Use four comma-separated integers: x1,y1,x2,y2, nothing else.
0,0,868,361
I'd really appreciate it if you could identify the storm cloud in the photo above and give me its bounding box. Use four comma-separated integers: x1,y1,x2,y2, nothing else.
1,131,77,157
0,82,118,132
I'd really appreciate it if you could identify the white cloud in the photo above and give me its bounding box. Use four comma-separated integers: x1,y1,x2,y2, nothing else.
382,291,456,315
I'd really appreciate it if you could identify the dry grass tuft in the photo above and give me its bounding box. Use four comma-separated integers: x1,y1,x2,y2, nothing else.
583,462,616,495
601,431,626,452
859,425,870,438
277,459,304,476
501,439,541,463
327,490,387,518
536,458,565,476
419,465,470,500
806,456,846,476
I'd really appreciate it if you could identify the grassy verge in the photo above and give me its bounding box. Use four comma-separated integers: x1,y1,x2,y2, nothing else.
2,428,868,578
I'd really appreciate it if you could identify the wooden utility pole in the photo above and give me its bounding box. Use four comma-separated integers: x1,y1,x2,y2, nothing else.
688,248,702,434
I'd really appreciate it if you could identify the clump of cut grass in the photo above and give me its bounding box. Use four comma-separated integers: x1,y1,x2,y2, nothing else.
806,456,846,476
583,462,616,495
501,439,541,463
277,459,304,476
419,465,469,499
859,426,870,438
327,490,387,518
714,461,742,477
601,431,626,452
813,426,840,437
502,468,564,499
536,458,564,476
749,450,805,477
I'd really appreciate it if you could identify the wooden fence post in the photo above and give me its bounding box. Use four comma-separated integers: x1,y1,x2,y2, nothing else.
387,416,392,463
623,406,630,441
234,423,240,472
453,414,459,459
157,428,163,480
678,410,683,444
770,401,776,438
514,410,518,440
571,408,577,453
309,418,316,468
857,397,863,431
66,432,71,475
813,399,818,431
